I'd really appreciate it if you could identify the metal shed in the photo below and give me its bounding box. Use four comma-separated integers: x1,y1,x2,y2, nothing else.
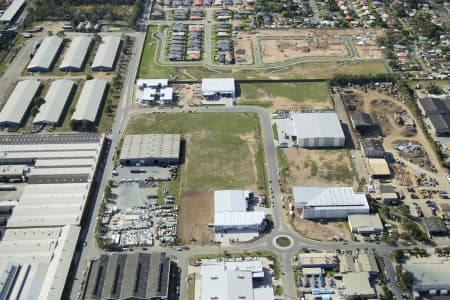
91,36,121,71
72,78,107,123
33,79,75,126
27,36,64,72
59,36,92,72
0,80,40,127
0,0,26,23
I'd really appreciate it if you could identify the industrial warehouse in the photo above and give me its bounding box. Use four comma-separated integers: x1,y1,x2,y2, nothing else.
293,186,369,219
71,78,107,124
0,0,26,23
275,111,345,148
404,257,450,298
418,97,450,136
27,36,64,72
214,190,267,242
59,36,93,72
0,225,80,299
83,252,178,300
199,259,274,300
0,79,41,128
119,134,181,166
201,78,235,100
33,79,75,126
0,133,104,300
91,36,121,71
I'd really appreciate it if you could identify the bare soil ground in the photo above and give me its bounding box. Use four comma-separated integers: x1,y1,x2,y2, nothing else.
173,83,202,107
37,21,66,33
292,216,352,241
261,38,348,64
91,72,113,82
177,190,214,245
348,87,442,173
354,38,383,58
282,148,357,191
234,39,253,65
242,28,383,38
265,97,333,113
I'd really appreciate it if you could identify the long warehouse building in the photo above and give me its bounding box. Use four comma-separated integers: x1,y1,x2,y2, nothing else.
91,36,121,71
0,0,26,23
0,225,80,300
0,79,41,128
59,36,93,72
33,79,75,126
72,78,107,123
27,36,64,72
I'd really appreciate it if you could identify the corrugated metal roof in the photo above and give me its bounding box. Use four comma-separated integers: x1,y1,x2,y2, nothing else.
33,79,74,125
214,190,249,213
0,80,40,126
293,186,368,208
91,36,121,70
72,78,107,122
292,112,345,140
59,36,92,71
27,36,63,71
215,211,265,226
201,78,235,94
0,0,26,22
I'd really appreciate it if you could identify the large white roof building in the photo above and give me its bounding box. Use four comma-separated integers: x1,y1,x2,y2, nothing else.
0,0,26,23
27,36,64,72
0,80,40,127
201,78,235,99
200,260,274,300
276,112,345,148
72,78,107,123
0,225,80,300
59,36,93,72
214,190,266,234
91,36,121,71
33,79,74,126
293,186,369,219
404,258,450,294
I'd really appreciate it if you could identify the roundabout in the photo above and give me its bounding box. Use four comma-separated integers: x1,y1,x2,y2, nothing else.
273,235,294,250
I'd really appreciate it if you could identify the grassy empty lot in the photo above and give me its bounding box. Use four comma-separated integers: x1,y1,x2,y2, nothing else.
126,112,265,192
240,81,330,102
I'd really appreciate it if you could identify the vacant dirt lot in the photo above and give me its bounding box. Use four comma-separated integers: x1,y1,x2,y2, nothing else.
177,190,214,245
234,39,253,65
240,28,383,38
292,216,352,241
281,148,357,191
354,38,383,58
261,38,348,64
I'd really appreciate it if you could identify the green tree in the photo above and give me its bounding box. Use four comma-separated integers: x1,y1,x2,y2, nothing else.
394,249,404,263
427,83,444,95
401,271,415,289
